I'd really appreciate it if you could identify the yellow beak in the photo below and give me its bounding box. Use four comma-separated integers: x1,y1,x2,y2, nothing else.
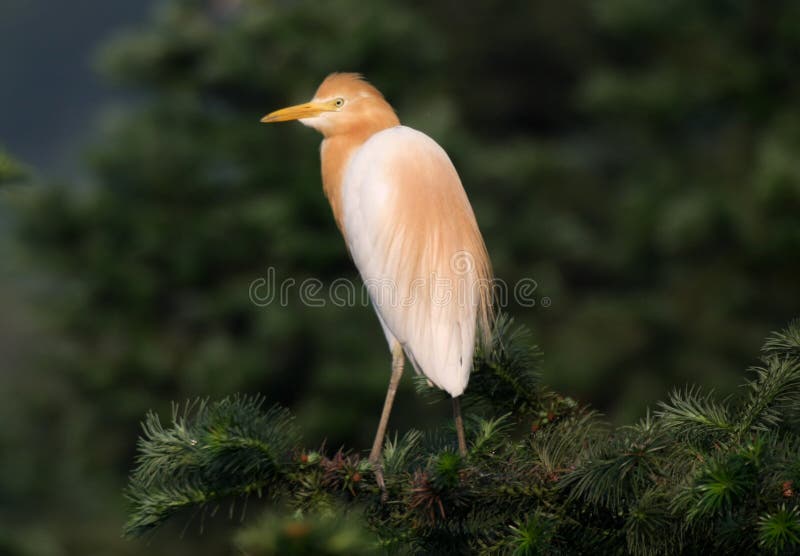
260,101,335,123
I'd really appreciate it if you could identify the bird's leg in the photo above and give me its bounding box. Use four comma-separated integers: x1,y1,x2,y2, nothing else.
369,341,404,496
453,396,467,457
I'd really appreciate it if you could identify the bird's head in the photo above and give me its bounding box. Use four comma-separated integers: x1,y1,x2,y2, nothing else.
260,73,399,138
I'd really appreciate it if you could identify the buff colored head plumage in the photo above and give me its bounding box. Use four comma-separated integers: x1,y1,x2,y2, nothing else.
262,73,399,138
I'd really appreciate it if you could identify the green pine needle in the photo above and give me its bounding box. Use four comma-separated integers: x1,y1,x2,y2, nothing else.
122,316,800,554
758,505,800,554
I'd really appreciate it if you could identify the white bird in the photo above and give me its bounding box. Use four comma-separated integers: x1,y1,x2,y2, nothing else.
261,73,493,481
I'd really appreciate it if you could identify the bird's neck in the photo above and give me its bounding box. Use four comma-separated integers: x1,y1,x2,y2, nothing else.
320,128,392,235
320,99,400,234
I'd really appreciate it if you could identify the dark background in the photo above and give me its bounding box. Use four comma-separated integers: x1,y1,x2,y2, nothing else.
1,0,799,553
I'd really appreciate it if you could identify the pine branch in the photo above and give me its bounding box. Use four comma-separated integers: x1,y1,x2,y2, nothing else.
671,443,760,524
528,410,602,481
758,504,800,554
762,319,800,359
124,394,298,537
657,387,734,448
469,314,548,417
737,321,800,437
624,489,680,556
561,412,668,512
382,430,424,475
123,317,800,555
737,357,800,437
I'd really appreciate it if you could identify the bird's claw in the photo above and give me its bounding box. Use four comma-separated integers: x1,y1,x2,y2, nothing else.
371,461,388,502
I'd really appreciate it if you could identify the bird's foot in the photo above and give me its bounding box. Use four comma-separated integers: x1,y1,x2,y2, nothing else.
371,460,388,502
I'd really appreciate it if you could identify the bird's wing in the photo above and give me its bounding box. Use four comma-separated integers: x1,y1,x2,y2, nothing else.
342,126,492,397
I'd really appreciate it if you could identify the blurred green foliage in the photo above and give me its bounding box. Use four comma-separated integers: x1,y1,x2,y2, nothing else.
234,512,378,556
1,0,799,554
0,150,27,186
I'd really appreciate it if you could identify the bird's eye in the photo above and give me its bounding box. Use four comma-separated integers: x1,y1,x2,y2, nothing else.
334,98,345,108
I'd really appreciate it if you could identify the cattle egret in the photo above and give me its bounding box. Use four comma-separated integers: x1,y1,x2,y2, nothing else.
261,73,493,485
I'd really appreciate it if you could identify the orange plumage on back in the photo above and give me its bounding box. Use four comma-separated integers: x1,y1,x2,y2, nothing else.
261,73,493,471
